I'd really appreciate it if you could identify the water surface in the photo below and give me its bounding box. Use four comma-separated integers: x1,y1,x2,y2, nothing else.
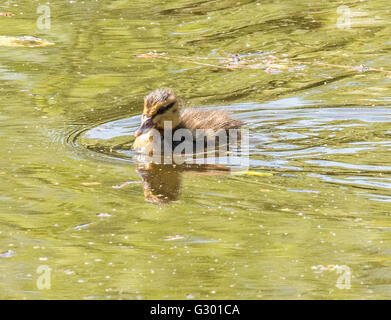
1,0,391,299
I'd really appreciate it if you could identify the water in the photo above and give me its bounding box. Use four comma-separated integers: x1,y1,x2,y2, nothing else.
0,0,391,299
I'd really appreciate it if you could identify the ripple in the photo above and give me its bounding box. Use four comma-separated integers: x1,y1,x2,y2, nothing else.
306,160,391,172
70,98,391,200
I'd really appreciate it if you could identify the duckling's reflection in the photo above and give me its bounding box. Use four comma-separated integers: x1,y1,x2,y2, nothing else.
136,162,181,204
135,158,230,204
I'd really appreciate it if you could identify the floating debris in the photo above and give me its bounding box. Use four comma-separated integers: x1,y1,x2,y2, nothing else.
96,213,112,217
0,36,55,47
227,53,241,64
137,51,167,58
0,12,14,17
112,181,141,189
64,269,75,275
81,182,101,186
0,250,15,258
265,66,283,74
137,51,391,77
233,170,273,177
351,64,371,72
73,223,92,231
164,235,185,241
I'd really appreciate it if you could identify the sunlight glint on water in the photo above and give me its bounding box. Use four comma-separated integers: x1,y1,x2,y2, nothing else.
0,0,390,299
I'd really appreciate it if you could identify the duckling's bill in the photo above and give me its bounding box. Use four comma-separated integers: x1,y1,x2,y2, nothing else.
135,117,153,137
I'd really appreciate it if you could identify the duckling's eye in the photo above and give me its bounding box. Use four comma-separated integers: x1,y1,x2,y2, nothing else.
155,102,175,116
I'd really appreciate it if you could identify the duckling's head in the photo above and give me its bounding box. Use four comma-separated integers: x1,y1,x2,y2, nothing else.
135,88,180,137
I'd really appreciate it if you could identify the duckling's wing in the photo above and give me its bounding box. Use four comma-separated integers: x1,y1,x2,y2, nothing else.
179,109,242,131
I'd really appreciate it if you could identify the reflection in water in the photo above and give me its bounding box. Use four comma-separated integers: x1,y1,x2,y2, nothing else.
137,162,182,204
135,157,230,204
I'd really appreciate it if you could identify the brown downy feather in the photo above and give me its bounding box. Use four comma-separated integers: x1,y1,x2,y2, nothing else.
178,109,242,131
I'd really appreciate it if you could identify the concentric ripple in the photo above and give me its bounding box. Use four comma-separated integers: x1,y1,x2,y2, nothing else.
72,97,391,203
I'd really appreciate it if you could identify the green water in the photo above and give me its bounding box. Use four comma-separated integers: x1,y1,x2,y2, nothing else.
1,0,391,299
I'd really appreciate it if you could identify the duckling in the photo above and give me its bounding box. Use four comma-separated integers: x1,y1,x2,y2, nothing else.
133,88,242,152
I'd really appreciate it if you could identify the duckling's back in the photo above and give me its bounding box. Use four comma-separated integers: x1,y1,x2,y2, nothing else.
179,109,242,131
